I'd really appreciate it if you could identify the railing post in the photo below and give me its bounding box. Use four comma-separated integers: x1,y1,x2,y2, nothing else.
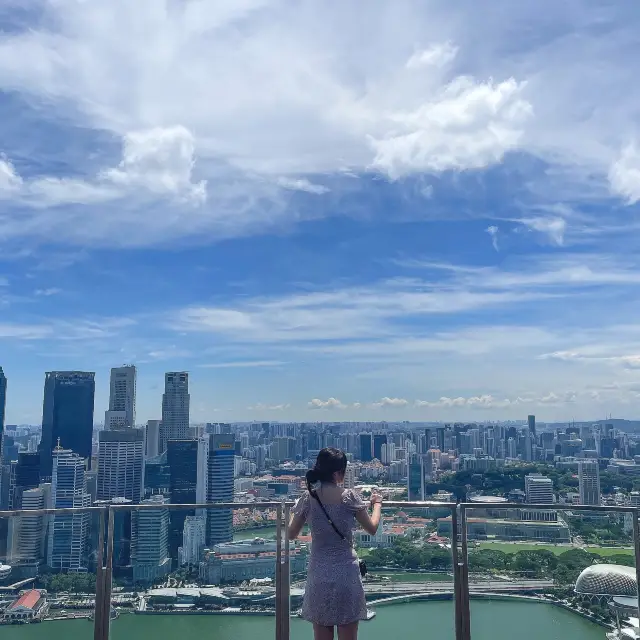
102,508,115,640
633,507,640,626
93,508,106,640
275,502,284,640
459,505,471,640
451,506,464,640
282,503,291,640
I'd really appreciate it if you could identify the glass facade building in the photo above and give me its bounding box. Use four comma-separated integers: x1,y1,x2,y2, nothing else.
39,371,95,479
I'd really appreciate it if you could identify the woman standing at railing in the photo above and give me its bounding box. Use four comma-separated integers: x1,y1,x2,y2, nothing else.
288,447,383,640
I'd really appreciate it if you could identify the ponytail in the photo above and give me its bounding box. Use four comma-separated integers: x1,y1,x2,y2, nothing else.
306,447,347,493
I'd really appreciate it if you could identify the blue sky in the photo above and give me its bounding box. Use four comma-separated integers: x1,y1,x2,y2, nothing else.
2,0,640,424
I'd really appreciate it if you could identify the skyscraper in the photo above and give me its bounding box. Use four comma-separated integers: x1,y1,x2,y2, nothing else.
7,487,46,566
579,460,601,506
146,420,161,458
373,434,387,461
105,365,136,429
525,473,553,504
97,428,145,503
47,448,91,571
528,415,536,438
39,371,95,479
0,367,6,461
359,433,373,462
207,434,235,545
160,372,189,453
407,456,424,501
132,494,171,584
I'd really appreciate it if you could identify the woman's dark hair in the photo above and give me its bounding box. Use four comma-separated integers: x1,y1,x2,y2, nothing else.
306,447,348,492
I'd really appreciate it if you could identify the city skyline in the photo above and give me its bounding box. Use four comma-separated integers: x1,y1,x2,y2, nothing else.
2,3,640,424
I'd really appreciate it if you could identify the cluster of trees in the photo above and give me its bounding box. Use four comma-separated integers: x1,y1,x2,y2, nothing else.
425,463,640,498
37,572,97,594
366,539,633,586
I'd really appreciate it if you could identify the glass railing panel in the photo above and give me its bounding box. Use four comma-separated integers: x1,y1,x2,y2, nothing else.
289,500,456,640
462,503,636,640
0,507,101,639
107,503,280,640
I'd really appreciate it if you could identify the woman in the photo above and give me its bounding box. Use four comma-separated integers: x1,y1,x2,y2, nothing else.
288,447,383,640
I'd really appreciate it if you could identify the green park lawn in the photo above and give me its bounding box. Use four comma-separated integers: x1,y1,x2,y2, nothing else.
476,541,634,557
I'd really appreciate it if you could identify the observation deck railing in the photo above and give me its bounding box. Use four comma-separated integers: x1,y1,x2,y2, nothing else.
1,500,639,640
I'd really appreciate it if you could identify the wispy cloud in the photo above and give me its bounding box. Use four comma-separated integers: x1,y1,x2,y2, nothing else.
34,287,62,296
199,360,286,369
308,398,348,410
486,225,499,251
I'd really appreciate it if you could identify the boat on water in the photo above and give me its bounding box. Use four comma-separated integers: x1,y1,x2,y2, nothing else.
608,616,640,640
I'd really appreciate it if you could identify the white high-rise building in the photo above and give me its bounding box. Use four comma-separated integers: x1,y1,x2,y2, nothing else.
343,464,356,489
525,473,554,504
381,443,396,465
160,372,189,453
579,460,601,506
97,428,145,503
145,420,161,458
47,448,91,571
507,437,517,459
132,494,171,584
179,515,206,566
105,365,136,429
7,487,46,565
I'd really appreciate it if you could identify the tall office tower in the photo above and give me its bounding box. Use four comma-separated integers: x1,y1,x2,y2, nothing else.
380,443,396,465
167,439,199,557
435,428,446,452
407,456,425,501
97,427,145,503
207,434,235,545
160,372,189,453
105,365,137,429
359,433,373,462
255,445,266,471
523,430,533,461
343,464,356,489
0,366,6,460
39,371,95,479
196,437,209,510
373,434,387,461
47,448,91,571
145,420,161,458
271,436,296,462
132,494,171,584
528,415,536,438
13,452,41,508
7,487,46,566
579,460,601,506
179,515,206,566
525,473,554,504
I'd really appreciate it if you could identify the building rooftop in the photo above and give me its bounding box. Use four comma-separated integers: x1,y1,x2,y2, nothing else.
9,590,42,611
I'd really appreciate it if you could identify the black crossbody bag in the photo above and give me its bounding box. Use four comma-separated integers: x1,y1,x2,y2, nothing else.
310,491,367,577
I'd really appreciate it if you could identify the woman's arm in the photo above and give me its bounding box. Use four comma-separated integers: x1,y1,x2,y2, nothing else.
288,512,306,540
355,493,382,535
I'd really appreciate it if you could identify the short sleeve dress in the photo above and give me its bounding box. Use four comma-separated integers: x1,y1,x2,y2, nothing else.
292,487,368,626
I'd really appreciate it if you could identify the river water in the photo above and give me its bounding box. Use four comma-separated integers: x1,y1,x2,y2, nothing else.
0,600,605,640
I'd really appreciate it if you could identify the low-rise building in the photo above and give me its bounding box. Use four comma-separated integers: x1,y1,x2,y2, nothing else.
437,515,570,542
2,590,48,623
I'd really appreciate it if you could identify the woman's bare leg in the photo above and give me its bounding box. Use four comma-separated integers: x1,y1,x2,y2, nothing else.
337,622,359,640
314,623,335,640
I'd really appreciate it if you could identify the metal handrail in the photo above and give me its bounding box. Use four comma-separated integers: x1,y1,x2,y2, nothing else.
8,498,637,640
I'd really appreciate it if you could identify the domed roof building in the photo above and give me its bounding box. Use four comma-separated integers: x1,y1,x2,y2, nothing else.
575,564,637,597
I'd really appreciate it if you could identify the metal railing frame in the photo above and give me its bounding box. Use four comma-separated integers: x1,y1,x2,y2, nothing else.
6,499,637,640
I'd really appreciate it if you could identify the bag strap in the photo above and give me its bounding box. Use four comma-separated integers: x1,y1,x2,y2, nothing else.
310,490,346,541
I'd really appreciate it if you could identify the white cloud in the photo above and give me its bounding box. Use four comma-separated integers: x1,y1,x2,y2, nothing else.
371,397,409,408
199,360,285,368
248,402,290,411
0,158,22,194
370,77,531,178
486,225,499,251
276,177,329,195
308,397,347,409
518,217,566,246
34,288,62,296
406,42,458,70
609,143,640,204
100,126,206,204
